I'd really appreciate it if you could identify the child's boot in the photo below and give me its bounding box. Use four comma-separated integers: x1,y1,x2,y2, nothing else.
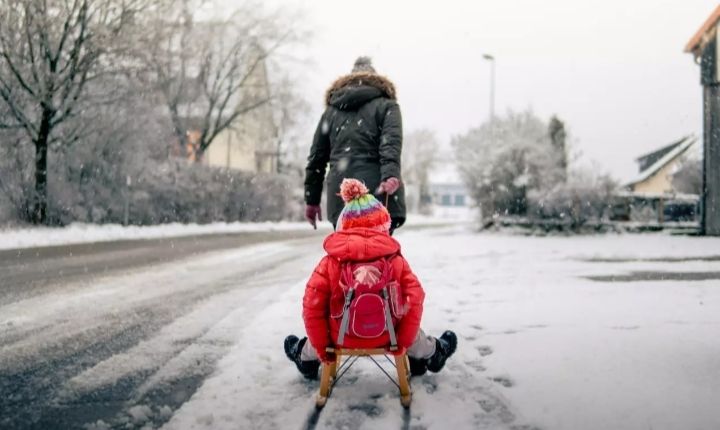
426,331,458,373
284,335,320,380
408,357,428,376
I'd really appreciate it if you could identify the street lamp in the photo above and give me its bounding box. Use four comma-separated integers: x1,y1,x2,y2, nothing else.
482,53,495,122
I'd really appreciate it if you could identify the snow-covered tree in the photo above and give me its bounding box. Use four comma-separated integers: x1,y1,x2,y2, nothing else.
0,0,308,226
548,115,568,182
0,0,156,224
452,109,565,219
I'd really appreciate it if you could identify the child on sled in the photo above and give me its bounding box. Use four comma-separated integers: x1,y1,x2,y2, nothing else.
284,178,457,379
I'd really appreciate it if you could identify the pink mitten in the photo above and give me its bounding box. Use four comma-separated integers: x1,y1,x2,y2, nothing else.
376,177,401,195
305,205,322,229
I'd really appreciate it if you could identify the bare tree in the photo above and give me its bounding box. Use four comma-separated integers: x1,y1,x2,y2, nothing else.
142,1,297,162
672,156,702,195
270,75,311,174
402,129,439,212
0,0,151,224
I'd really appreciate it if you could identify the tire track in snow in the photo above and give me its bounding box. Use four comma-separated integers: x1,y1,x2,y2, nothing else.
0,230,321,305
0,238,319,430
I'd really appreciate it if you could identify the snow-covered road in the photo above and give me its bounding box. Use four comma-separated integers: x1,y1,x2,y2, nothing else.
0,232,323,429
2,226,720,430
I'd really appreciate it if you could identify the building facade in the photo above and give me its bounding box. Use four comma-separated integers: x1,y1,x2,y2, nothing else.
202,56,279,174
625,136,697,194
686,5,720,235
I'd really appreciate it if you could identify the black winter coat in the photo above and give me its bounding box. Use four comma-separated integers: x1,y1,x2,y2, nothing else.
304,72,405,227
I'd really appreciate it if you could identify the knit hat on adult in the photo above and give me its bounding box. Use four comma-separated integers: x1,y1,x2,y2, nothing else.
351,56,376,73
337,178,391,232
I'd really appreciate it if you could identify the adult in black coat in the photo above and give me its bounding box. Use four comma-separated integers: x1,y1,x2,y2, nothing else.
304,57,406,232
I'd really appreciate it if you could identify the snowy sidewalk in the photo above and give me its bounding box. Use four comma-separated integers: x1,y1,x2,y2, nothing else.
0,221,325,250
0,215,453,251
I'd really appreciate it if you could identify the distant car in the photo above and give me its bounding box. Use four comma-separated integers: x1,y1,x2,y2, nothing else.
610,193,700,223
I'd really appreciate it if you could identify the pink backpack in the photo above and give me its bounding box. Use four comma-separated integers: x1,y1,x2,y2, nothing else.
332,257,407,348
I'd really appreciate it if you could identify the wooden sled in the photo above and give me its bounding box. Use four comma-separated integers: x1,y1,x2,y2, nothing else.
316,347,412,409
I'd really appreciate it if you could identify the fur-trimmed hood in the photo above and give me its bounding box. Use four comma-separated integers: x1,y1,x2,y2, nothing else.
325,72,396,108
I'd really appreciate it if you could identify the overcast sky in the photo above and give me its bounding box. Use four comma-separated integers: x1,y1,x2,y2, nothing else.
266,0,716,181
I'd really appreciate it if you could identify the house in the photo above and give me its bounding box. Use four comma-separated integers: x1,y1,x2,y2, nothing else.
174,41,279,175
428,163,470,207
624,135,697,194
685,5,720,235
427,160,475,219
201,56,279,174
611,136,699,224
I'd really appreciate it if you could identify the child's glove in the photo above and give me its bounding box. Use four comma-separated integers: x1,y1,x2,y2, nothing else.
387,346,407,357
318,348,336,364
305,204,322,229
376,177,400,196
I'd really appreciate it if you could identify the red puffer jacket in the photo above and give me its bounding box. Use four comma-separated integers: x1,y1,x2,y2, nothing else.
302,228,425,359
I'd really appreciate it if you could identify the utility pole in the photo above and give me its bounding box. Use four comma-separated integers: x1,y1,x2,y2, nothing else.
483,53,496,122
482,53,497,223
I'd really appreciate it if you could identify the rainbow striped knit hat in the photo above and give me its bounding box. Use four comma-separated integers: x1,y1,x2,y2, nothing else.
337,178,391,232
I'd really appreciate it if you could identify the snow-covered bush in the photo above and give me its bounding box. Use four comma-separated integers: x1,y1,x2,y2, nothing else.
43,158,297,226
527,169,617,226
123,160,296,225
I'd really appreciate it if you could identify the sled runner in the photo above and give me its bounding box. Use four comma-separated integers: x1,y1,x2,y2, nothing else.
316,347,412,408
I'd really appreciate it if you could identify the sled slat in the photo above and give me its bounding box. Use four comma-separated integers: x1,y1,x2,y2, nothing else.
328,347,387,356
317,347,412,408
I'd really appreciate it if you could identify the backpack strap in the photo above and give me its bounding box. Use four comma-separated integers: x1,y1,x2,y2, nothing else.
336,287,354,346
380,255,399,350
381,287,398,350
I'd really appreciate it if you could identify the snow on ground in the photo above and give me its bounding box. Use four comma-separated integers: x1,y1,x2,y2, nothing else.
161,228,720,430
0,221,326,250
4,225,719,429
0,213,454,250
403,229,720,430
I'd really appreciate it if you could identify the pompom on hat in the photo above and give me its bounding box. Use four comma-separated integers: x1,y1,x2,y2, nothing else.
351,56,376,73
337,178,391,232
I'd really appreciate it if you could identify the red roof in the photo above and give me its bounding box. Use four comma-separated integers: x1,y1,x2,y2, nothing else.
685,4,720,53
